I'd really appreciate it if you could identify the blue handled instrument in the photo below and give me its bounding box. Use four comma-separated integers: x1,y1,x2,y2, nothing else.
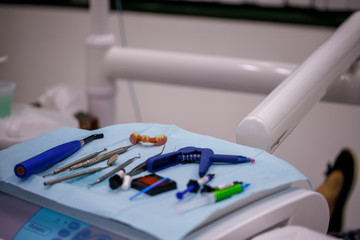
14,134,104,178
146,146,255,177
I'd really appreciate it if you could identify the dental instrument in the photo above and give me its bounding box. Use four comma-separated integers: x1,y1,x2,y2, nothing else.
14,134,104,178
69,144,135,170
89,154,141,186
176,182,250,213
176,174,215,200
43,148,107,177
44,167,107,186
43,153,119,186
146,146,255,177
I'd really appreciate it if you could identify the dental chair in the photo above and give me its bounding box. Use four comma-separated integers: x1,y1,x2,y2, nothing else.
0,1,359,239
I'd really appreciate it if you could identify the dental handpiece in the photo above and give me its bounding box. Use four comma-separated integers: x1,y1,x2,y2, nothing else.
14,134,104,178
70,144,135,170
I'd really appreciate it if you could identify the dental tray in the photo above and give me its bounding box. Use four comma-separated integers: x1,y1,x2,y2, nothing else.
0,123,308,240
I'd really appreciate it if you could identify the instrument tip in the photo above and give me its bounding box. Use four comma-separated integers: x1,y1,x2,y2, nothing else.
94,133,104,139
83,133,104,144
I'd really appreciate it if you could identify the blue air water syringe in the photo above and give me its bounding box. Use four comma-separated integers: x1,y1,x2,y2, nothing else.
176,182,250,213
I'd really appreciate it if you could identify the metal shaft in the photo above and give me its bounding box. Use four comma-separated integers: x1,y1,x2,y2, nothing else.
90,154,141,185
43,148,107,177
43,166,107,186
70,144,134,170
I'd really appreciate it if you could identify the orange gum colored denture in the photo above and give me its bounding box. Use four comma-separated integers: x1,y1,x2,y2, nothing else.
130,131,167,146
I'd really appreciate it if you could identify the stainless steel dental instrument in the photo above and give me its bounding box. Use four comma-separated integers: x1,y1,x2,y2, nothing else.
43,153,119,186
44,167,107,186
43,148,107,177
89,154,141,186
70,144,135,170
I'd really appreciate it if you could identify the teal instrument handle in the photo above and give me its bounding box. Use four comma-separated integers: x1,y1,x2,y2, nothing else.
14,134,103,178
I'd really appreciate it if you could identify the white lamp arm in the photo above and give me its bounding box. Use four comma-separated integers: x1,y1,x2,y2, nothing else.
236,11,360,152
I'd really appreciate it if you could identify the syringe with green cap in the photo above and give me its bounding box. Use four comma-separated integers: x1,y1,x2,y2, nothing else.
176,182,250,213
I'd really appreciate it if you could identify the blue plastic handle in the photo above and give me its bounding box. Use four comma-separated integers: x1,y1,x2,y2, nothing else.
146,147,199,172
14,140,82,178
146,146,254,177
146,147,215,177
212,154,253,163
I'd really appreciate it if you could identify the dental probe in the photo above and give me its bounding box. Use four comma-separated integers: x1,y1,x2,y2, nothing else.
70,144,135,170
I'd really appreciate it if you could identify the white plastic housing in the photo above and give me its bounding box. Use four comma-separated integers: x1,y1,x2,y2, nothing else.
104,47,293,94
86,0,116,127
185,188,329,239
237,11,360,152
